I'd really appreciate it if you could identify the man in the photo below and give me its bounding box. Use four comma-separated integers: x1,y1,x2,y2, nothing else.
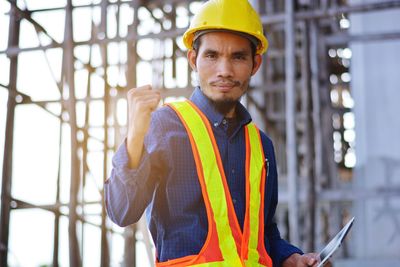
105,0,320,266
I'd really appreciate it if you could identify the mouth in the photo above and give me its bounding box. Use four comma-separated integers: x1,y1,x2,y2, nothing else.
213,84,235,92
210,80,240,93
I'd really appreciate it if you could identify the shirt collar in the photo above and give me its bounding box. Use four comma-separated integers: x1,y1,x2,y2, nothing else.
189,87,252,128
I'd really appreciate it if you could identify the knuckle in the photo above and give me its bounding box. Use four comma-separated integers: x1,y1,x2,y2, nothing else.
138,84,151,91
127,88,136,96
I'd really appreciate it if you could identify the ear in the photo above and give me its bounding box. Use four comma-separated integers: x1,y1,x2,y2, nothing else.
251,54,262,76
187,49,197,72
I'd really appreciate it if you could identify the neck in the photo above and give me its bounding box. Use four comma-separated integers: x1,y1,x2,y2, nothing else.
225,107,236,118
205,96,238,118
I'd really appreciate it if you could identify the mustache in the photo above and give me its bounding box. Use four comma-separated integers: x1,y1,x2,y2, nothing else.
209,79,241,87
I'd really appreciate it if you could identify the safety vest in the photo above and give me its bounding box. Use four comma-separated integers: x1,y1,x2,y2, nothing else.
158,100,272,267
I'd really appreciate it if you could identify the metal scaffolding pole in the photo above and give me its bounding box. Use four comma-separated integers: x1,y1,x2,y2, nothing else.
123,2,140,266
1,0,400,265
309,16,323,253
64,0,82,266
52,122,63,267
299,21,316,251
100,1,110,267
0,1,20,265
285,0,300,246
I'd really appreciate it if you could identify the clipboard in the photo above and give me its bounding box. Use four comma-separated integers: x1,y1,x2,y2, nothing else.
317,217,355,267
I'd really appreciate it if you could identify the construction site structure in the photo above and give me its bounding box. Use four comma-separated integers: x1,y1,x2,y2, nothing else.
0,0,400,266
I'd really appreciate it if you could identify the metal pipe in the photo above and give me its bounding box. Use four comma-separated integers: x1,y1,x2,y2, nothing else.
1,29,187,56
0,1,20,265
325,31,400,45
261,0,400,24
123,1,140,265
64,0,82,266
299,21,316,251
100,1,110,266
285,0,300,246
2,1,400,56
52,118,63,267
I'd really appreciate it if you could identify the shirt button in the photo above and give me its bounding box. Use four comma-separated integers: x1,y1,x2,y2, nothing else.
231,169,235,174
222,119,227,125
213,122,218,127
232,198,237,204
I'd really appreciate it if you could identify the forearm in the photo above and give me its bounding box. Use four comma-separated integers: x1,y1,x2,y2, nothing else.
105,168,150,226
127,133,145,169
267,223,303,266
264,145,303,265
105,141,155,226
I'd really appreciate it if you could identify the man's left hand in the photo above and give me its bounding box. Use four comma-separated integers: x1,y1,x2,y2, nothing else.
282,253,320,267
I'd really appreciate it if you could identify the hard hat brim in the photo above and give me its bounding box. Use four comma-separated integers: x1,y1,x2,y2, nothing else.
183,26,268,55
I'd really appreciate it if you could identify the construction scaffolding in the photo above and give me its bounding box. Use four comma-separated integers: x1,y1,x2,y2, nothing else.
1,0,400,266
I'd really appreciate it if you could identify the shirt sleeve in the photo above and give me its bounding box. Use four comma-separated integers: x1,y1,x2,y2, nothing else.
263,135,303,266
104,111,167,227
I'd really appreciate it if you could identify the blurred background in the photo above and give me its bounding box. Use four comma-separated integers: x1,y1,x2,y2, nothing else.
0,0,399,266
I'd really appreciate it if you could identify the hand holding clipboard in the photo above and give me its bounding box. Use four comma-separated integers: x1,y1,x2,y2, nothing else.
317,217,355,267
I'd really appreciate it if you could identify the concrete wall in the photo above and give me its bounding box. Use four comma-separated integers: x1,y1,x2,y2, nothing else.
349,0,400,265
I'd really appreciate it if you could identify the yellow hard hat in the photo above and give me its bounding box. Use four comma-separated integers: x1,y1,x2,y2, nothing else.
183,0,268,55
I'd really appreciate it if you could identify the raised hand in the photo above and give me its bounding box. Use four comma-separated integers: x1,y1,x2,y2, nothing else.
126,85,161,168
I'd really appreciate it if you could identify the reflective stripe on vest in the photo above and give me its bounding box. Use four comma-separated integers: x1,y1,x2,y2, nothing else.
158,100,272,267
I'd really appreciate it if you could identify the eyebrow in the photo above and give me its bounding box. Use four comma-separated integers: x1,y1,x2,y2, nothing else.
201,49,251,56
202,49,218,55
232,50,250,57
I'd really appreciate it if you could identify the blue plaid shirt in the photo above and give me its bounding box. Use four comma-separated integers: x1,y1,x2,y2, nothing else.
105,87,302,266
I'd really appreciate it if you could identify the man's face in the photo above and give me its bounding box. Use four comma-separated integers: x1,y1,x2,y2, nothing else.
188,31,262,111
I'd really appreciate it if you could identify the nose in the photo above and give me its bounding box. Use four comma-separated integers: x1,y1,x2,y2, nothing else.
216,58,234,78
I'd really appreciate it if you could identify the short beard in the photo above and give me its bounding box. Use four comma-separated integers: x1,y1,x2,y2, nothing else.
206,97,238,116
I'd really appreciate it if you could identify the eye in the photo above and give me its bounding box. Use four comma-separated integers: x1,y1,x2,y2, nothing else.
205,53,217,59
233,54,247,60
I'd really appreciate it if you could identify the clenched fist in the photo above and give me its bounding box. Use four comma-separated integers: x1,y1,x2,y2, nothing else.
126,85,161,168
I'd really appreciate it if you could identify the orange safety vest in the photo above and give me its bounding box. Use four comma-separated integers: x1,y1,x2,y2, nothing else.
158,100,273,267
